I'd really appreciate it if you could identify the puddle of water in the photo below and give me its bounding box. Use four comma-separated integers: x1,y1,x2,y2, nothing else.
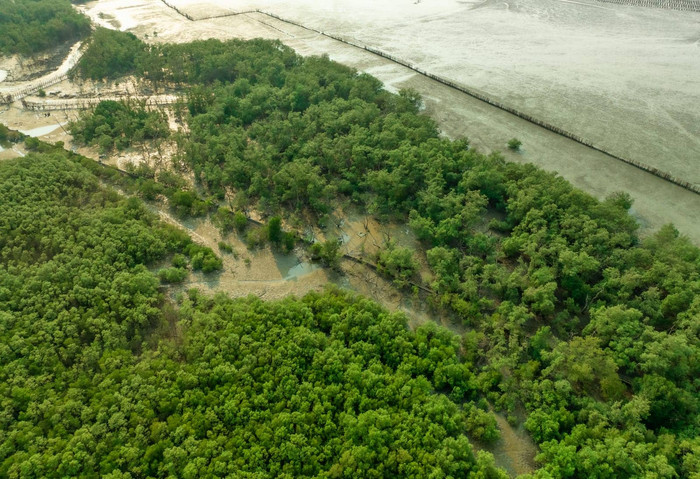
19,123,65,137
274,252,319,280
285,261,319,280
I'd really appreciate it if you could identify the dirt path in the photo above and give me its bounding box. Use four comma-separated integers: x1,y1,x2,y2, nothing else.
490,412,539,477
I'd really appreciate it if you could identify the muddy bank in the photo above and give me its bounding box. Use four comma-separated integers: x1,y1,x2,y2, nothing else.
0,41,84,103
153,207,452,331
0,41,75,83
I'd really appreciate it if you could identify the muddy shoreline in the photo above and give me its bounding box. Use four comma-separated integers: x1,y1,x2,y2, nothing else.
70,0,700,243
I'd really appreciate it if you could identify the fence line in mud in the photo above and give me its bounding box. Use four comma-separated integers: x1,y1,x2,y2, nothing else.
159,0,258,21
196,10,259,21
253,10,700,196
160,0,194,20
592,0,700,11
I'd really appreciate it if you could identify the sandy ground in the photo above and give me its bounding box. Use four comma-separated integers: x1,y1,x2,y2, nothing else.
474,411,538,477
153,208,451,333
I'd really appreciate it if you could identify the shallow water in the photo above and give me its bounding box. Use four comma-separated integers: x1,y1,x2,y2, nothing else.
20,123,64,137
274,251,320,280
284,261,319,280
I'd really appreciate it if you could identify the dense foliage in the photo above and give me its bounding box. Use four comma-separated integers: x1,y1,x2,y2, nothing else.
0,152,508,477
69,99,170,153
76,28,146,80
66,34,700,477
0,0,90,56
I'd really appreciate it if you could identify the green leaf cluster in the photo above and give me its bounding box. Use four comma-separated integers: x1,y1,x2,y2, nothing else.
69,34,700,477
0,0,90,56
69,99,169,154
0,152,505,477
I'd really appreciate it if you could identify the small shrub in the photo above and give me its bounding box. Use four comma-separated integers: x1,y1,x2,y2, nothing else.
185,243,222,273
0,124,9,143
171,189,194,209
317,215,330,230
234,211,248,232
377,244,418,288
218,241,234,254
268,216,282,243
245,227,267,250
507,138,522,151
310,238,341,268
213,207,236,233
309,243,322,258
507,414,518,426
282,232,296,253
465,406,500,443
25,137,40,150
138,179,164,201
190,252,204,270
157,170,188,190
172,253,188,268
158,267,187,284
488,218,511,233
168,190,209,218
201,255,223,273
